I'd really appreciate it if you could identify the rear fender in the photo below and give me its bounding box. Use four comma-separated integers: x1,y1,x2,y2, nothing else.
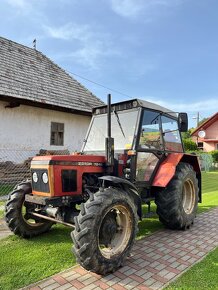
99,176,142,219
152,153,202,202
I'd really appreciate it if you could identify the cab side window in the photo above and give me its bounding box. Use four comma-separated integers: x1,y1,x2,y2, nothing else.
161,116,183,152
139,110,162,150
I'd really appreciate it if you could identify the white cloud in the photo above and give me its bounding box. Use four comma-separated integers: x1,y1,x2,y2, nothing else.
43,23,90,41
144,97,218,113
44,22,119,69
109,0,183,19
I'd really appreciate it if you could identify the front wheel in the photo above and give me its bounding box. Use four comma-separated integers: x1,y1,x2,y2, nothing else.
5,181,53,238
71,188,138,275
155,162,199,230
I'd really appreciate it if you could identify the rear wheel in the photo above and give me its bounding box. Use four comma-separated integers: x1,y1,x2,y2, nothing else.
71,188,138,275
155,163,199,230
5,181,53,238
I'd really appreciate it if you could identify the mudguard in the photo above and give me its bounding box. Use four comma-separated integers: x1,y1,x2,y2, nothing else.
152,153,202,202
99,176,142,218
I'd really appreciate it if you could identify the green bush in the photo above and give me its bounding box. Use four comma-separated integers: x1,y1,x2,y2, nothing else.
210,150,218,162
183,138,198,151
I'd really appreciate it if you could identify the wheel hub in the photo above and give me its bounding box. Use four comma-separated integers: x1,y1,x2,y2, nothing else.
182,178,196,214
99,212,118,246
98,205,132,259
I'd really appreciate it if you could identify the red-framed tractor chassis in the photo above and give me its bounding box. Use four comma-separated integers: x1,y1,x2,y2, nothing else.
5,96,201,274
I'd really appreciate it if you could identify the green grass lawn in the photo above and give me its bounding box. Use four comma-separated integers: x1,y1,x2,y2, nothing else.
0,171,217,290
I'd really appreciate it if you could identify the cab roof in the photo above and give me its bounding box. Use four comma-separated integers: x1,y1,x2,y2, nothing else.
93,98,177,117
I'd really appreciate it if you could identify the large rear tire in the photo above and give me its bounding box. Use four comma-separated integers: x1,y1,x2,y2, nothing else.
5,181,53,238
155,162,199,230
71,188,138,275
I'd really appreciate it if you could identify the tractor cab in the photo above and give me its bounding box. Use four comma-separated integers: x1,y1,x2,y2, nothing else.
82,98,188,186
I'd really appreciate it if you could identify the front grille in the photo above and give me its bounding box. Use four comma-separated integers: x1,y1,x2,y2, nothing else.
31,169,50,193
62,170,77,192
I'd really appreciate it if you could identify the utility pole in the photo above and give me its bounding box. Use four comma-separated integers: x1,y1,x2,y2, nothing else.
197,112,200,127
193,112,200,127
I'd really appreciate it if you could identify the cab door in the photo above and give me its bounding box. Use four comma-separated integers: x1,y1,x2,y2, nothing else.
135,109,164,185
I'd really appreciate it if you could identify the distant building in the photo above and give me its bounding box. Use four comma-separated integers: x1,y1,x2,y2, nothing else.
0,36,104,162
191,112,218,152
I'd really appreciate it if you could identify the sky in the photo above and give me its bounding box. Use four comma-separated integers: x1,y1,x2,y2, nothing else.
0,0,218,128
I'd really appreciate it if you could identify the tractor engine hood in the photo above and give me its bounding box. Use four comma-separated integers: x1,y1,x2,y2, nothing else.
31,154,106,166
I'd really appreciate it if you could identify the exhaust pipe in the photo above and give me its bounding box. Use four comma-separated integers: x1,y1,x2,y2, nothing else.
105,94,114,168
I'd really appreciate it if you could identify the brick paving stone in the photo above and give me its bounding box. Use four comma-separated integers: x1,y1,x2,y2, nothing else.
53,276,68,286
74,267,88,275
62,271,76,278
136,268,148,277
152,275,168,284
140,272,154,280
150,281,164,290
181,255,191,261
43,283,60,290
66,273,81,282
129,274,145,284
124,280,140,290
39,279,57,288
137,285,152,290
94,280,110,289
123,268,137,276
166,267,181,275
154,264,165,271
55,284,73,290
144,278,156,287
114,271,128,280
103,276,121,286
70,280,85,289
176,263,190,271
82,276,98,286
164,272,177,280
80,284,96,290
119,277,134,286
77,274,93,283
170,261,180,268
113,284,127,290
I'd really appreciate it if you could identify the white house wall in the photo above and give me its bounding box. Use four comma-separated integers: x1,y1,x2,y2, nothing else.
0,101,91,162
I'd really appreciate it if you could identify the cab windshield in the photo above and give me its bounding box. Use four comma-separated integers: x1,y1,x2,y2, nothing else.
83,109,140,153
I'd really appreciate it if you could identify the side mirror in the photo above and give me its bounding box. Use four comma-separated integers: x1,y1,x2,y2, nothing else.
178,113,188,132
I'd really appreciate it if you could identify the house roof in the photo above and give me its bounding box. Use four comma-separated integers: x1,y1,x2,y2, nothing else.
191,112,218,136
0,36,104,115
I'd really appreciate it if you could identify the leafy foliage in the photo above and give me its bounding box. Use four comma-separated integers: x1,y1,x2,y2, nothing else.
183,138,198,151
210,150,218,162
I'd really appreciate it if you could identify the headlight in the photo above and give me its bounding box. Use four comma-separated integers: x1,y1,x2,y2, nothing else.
42,172,48,184
32,172,38,183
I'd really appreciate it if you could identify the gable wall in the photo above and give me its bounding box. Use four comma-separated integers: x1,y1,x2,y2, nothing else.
205,120,218,139
0,100,91,162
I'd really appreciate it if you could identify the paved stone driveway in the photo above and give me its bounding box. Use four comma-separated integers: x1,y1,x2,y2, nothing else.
22,207,218,290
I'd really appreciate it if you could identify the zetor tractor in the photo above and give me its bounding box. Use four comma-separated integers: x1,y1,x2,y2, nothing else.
5,95,201,275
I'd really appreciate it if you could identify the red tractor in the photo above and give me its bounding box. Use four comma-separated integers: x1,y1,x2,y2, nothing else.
5,96,201,275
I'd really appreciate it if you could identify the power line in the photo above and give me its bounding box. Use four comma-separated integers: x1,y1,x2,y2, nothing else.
65,69,134,100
